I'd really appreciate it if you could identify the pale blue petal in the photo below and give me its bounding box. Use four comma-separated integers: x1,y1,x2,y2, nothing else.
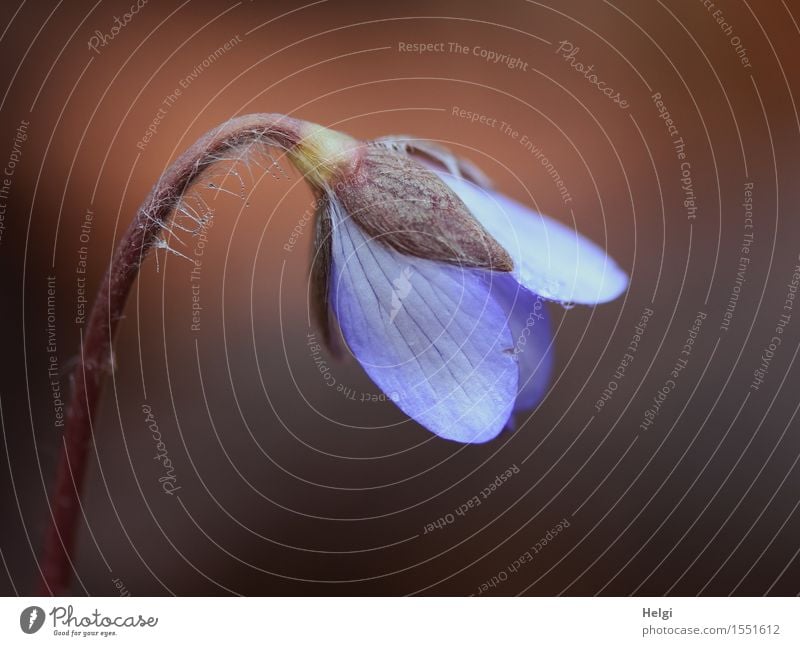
329,203,518,443
494,276,554,412
437,173,629,305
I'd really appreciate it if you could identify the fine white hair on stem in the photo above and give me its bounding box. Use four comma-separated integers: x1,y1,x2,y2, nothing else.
158,136,298,267
152,237,192,261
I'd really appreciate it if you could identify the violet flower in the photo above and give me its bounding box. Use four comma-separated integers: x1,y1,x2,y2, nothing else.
297,126,628,443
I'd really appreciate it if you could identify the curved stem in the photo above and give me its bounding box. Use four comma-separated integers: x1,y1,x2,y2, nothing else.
38,113,308,595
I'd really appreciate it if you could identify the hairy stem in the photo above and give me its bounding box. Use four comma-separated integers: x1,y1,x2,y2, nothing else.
38,113,309,595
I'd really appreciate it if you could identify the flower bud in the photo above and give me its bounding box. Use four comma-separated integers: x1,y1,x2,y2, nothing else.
330,143,513,272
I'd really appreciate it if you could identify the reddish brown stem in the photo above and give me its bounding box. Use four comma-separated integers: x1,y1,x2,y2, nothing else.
38,114,306,595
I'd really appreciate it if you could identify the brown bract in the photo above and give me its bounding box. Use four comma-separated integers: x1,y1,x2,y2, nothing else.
332,143,513,272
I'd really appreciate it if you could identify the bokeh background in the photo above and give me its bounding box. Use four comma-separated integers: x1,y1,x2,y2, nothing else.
1,0,800,596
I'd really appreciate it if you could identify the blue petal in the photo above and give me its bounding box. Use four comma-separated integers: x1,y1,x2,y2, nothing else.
494,276,554,412
329,202,518,443
437,172,629,305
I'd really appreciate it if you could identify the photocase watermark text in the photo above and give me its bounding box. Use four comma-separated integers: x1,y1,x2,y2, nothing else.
451,107,573,204
750,255,800,390
136,35,242,150
652,91,696,220
46,276,65,429
398,40,529,71
720,182,754,332
142,403,181,495
476,518,571,594
423,465,520,534
74,207,94,325
555,41,629,109
87,0,148,55
594,305,654,412
639,311,706,431
307,332,399,402
0,119,29,246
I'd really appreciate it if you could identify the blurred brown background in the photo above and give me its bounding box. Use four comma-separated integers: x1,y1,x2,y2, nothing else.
1,0,800,595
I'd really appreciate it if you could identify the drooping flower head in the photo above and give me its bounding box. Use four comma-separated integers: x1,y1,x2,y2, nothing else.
287,122,628,443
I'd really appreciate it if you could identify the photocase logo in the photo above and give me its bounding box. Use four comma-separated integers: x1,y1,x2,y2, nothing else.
389,266,414,323
20,606,45,634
